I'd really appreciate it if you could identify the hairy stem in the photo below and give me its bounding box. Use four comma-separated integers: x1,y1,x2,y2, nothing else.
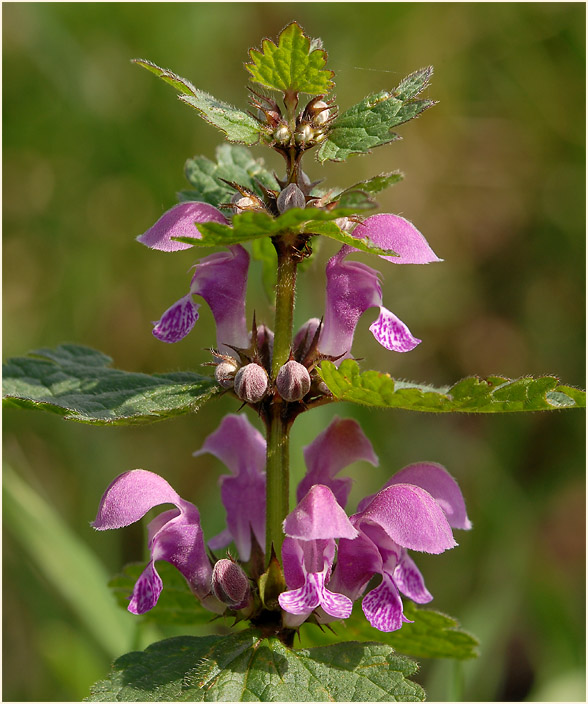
271,240,298,378
265,405,289,559
265,237,298,560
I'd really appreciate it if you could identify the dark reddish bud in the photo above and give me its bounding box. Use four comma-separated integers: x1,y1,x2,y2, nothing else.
277,184,306,214
256,325,274,370
234,363,268,403
211,559,251,610
276,360,311,402
293,318,321,359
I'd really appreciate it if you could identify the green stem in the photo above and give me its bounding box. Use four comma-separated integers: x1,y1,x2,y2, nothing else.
265,406,289,559
265,238,297,560
271,241,297,378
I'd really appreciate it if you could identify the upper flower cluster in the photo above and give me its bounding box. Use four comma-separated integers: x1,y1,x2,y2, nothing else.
93,414,470,633
136,191,440,417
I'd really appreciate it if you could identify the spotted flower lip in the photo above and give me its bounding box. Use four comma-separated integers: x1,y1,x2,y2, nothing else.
137,201,228,252
91,469,223,615
278,485,357,627
328,462,471,632
152,244,250,354
193,414,266,562
319,247,421,361
317,212,440,362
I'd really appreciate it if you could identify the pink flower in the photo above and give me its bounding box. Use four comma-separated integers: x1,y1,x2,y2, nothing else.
152,245,250,354
296,416,378,509
330,462,471,632
193,414,266,561
278,485,358,627
319,213,441,361
92,469,223,615
137,202,228,252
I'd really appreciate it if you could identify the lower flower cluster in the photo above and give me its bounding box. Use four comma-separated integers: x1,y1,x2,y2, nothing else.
93,415,470,633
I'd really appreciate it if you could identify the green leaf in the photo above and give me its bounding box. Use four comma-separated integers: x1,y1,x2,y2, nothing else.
335,191,378,211
133,58,262,145
384,602,479,660
88,629,424,702
394,67,434,100
183,144,279,209
132,58,198,96
333,172,404,210
319,359,586,413
174,207,398,256
317,69,435,162
2,344,220,425
300,602,478,661
179,93,263,145
340,171,405,199
109,563,216,627
247,22,334,95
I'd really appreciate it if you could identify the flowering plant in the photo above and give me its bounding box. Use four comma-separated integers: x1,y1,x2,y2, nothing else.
3,22,584,702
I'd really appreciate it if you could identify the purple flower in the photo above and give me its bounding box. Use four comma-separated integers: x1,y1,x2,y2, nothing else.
296,416,378,509
193,414,266,562
92,469,223,615
319,214,440,361
319,247,421,360
137,201,228,252
278,484,358,627
153,245,250,354
329,463,471,632
351,213,442,265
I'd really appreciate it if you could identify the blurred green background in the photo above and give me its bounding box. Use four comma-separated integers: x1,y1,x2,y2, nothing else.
3,2,585,701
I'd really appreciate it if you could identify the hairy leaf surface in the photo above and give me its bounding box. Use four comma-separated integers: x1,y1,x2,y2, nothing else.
88,629,424,702
133,59,261,144
317,68,435,162
301,602,478,661
182,145,279,209
319,360,585,413
3,345,219,425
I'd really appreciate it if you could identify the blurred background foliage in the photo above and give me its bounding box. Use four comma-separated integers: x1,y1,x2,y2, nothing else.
2,2,585,701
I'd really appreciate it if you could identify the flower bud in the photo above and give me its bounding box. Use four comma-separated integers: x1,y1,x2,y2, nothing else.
276,360,311,402
311,100,330,125
299,170,312,187
317,380,332,397
274,124,291,145
234,363,268,403
295,124,314,145
257,108,281,128
215,359,239,389
231,193,264,213
211,559,251,610
277,184,306,214
334,217,353,232
293,318,321,359
256,325,274,370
